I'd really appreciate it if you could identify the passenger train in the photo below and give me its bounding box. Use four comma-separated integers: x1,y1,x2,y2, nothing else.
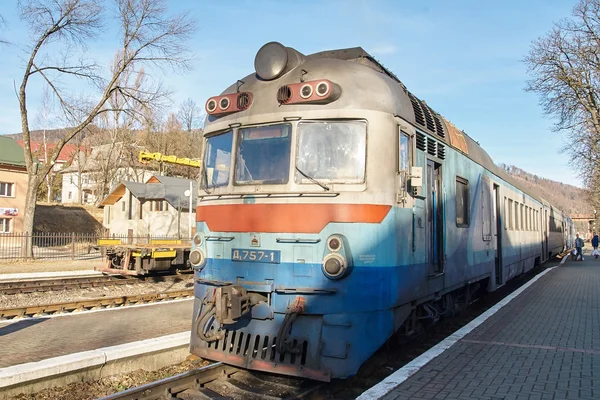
188,42,574,381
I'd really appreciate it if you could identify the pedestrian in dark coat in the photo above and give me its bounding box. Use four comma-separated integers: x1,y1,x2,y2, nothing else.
575,233,584,261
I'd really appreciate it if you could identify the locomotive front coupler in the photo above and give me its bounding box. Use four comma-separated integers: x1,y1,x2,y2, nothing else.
214,285,267,324
197,285,267,343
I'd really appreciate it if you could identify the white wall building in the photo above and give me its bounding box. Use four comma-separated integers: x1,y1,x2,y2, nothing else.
100,175,196,238
61,143,153,204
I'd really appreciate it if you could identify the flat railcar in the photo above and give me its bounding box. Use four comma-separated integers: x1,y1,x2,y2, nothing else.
96,239,191,275
188,42,574,381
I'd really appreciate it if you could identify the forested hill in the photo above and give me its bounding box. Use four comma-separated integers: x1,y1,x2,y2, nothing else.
499,164,589,214
4,126,98,142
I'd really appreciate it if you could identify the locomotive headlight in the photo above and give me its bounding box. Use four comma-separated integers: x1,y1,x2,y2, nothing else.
300,84,313,99
219,97,230,111
192,233,203,247
316,81,330,97
322,253,347,279
206,98,217,113
189,249,205,268
219,97,229,111
327,235,342,252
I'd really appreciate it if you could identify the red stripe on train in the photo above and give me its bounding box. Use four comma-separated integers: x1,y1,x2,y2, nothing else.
196,204,392,233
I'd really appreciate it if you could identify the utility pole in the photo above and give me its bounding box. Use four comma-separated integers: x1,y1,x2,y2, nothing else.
185,180,193,239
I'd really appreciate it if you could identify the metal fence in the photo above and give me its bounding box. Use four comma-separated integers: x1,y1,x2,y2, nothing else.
0,232,190,261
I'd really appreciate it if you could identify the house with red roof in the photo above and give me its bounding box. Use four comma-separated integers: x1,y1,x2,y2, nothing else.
15,141,80,172
0,137,28,232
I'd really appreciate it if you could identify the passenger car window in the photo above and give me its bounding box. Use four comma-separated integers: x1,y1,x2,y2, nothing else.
456,177,469,227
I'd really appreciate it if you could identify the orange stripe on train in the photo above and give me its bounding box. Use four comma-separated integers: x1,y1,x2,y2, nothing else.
196,204,392,234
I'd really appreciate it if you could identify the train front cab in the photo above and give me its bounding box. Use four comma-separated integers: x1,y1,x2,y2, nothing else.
187,113,504,380
188,113,406,381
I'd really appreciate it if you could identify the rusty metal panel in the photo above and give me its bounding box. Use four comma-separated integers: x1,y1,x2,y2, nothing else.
441,117,469,154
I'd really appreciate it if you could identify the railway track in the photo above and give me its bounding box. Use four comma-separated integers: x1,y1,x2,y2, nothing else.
0,274,185,295
0,288,193,319
99,362,322,400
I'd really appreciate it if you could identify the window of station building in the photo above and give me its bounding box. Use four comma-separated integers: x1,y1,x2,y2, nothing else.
121,201,126,212
508,199,514,230
456,176,470,227
514,202,519,230
150,200,167,212
0,218,10,233
0,182,14,197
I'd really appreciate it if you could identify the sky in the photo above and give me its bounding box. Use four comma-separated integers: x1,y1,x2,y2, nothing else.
0,0,583,186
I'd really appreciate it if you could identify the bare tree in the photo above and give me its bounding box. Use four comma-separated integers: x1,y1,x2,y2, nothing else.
178,98,203,132
89,61,152,204
524,0,600,206
14,0,195,255
0,14,7,45
142,111,201,178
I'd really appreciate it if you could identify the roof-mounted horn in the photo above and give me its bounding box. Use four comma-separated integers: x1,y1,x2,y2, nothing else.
254,42,305,81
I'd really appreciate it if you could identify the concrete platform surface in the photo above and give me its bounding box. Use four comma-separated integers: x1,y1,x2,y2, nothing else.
0,259,104,275
363,250,600,400
0,299,194,368
0,270,103,281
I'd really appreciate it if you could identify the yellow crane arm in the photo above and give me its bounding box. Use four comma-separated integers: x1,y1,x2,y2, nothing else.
139,151,201,168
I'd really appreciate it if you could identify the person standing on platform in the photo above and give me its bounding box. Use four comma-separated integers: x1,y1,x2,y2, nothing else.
575,233,584,261
592,232,599,259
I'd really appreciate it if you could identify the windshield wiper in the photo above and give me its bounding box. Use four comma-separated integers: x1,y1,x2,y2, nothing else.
201,166,212,194
295,166,330,191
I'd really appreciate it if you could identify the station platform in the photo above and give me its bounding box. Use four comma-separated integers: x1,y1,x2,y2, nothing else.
360,248,600,400
0,299,193,368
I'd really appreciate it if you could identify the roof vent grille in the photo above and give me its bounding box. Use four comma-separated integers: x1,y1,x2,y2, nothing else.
420,101,436,132
437,143,446,159
416,132,426,151
408,93,425,127
427,138,437,156
433,113,445,138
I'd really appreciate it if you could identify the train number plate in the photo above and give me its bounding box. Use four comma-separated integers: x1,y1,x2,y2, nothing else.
231,248,280,264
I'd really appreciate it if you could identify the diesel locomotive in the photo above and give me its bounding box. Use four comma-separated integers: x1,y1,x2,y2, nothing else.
187,42,574,381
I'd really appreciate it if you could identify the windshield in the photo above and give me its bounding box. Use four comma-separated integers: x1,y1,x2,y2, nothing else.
235,124,292,184
296,121,367,183
204,130,233,188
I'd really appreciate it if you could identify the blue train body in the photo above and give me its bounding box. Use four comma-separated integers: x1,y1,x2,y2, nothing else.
188,42,573,381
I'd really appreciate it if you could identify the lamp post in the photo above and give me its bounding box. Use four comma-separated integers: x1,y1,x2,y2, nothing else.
184,180,193,239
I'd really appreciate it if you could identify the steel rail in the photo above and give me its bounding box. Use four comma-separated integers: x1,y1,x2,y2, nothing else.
0,275,139,295
98,361,322,400
0,289,194,319
0,274,190,295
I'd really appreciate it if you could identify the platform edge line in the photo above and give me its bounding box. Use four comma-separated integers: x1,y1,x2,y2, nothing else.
356,266,557,400
0,331,190,388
